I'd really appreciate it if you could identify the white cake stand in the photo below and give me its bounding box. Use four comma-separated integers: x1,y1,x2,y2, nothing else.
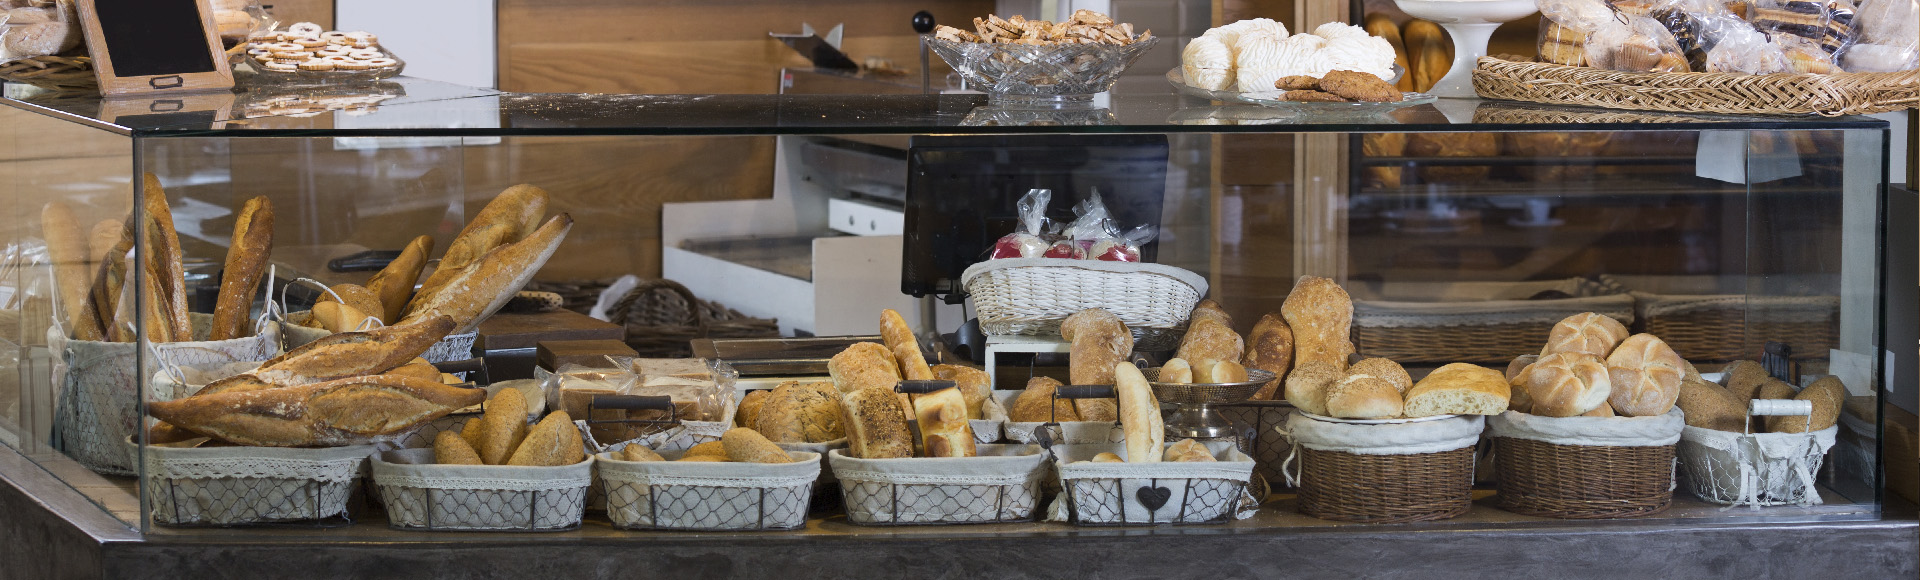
1392,0,1540,98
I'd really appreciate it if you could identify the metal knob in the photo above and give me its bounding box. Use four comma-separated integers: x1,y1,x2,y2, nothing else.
912,10,936,33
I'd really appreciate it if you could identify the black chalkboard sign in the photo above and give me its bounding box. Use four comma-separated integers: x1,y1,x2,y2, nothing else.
76,0,233,96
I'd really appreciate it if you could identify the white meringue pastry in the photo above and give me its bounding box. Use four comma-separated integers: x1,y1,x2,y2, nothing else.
1320,35,1398,81
1236,32,1333,92
1312,22,1373,43
1206,17,1289,51
1182,35,1236,90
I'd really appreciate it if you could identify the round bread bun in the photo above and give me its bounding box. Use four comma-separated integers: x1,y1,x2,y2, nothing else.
1524,352,1611,417
1604,334,1685,416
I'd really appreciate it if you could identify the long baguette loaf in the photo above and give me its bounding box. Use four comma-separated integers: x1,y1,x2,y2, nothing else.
88,219,133,341
366,235,433,324
411,224,511,311
914,386,978,458
147,374,487,447
409,185,549,313
139,173,192,342
880,309,934,380
401,214,573,334
42,202,101,340
198,315,456,395
208,196,273,341
1114,362,1163,463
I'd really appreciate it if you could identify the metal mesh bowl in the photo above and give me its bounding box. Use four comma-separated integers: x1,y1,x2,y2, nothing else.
1141,368,1275,405
927,36,1160,102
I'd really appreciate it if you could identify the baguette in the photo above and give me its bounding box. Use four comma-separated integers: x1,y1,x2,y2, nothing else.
200,315,456,394
88,219,133,342
146,374,488,447
840,386,913,459
138,174,192,342
930,364,991,420
410,185,549,310
1114,362,1163,463
1281,276,1355,371
366,235,433,324
207,196,273,341
507,411,585,467
411,224,511,310
87,219,123,267
42,202,100,340
387,358,442,382
401,214,573,334
1242,313,1293,400
880,309,934,380
311,301,377,333
317,283,386,326
913,386,978,458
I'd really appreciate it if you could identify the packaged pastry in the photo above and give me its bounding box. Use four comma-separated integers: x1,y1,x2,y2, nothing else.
1586,14,1692,72
1837,0,1917,71
0,1,82,63
990,189,1053,259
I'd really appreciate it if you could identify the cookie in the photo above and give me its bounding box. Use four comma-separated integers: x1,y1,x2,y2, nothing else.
298,59,335,71
288,22,325,37
364,58,398,69
1317,70,1401,103
1283,90,1349,102
1274,75,1320,91
294,36,328,49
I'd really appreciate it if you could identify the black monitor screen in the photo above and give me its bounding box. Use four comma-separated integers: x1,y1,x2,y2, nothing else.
92,0,217,77
901,134,1170,299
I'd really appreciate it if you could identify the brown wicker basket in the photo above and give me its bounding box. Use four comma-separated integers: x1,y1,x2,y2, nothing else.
1473,56,1920,117
1636,294,1837,362
0,54,95,91
1492,437,1675,519
1297,446,1475,523
608,278,779,358
1351,295,1633,365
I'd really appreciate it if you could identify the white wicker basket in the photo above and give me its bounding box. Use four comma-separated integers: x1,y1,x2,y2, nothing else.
961,258,1206,346
828,444,1049,525
1677,398,1838,508
371,448,593,532
597,449,820,531
1050,441,1256,525
129,438,372,526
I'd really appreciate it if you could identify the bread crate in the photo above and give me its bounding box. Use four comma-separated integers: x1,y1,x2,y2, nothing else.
596,449,819,531
130,438,371,527
828,444,1049,525
1051,441,1255,525
371,448,593,532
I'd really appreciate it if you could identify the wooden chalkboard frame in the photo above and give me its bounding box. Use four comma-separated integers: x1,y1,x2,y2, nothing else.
75,0,234,96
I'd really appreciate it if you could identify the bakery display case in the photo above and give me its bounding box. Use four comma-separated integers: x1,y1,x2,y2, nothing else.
0,72,1908,576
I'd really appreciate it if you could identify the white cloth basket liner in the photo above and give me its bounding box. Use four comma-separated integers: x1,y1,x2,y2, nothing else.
592,436,845,513
1048,441,1256,525
371,448,593,531
1486,409,1685,447
960,258,1207,337
129,438,371,526
994,390,1125,445
1678,425,1837,508
595,450,820,530
1277,414,1484,488
827,444,1049,525
54,314,281,476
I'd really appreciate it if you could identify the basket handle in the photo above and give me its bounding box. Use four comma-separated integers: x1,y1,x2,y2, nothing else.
1744,399,1813,435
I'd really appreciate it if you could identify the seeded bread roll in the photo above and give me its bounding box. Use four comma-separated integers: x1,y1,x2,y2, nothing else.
828,342,902,395
1677,378,1745,432
1403,363,1509,417
1243,313,1294,400
1525,353,1612,417
841,386,913,459
913,387,978,458
507,411,586,467
1284,361,1343,416
1755,378,1796,401
1281,276,1356,371
685,441,728,458
1721,360,1771,404
366,235,433,324
1161,358,1195,383
678,455,730,462
1009,376,1079,423
1768,376,1844,433
1541,312,1630,358
755,381,845,443
1349,358,1411,394
1605,334,1685,416
722,427,794,463
435,430,484,465
931,364,991,420
1326,374,1404,419
474,389,530,465
736,390,769,428
619,445,666,462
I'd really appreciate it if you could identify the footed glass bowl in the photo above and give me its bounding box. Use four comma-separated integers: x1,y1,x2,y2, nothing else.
928,36,1160,105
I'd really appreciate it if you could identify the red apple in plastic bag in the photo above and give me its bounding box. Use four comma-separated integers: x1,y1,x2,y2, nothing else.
1090,239,1139,262
991,233,1047,259
1042,240,1083,259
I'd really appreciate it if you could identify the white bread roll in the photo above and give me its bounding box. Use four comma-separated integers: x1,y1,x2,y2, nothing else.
1525,353,1611,417
1403,363,1510,417
913,387,978,458
1284,361,1342,416
1349,358,1411,394
1325,374,1403,419
1540,312,1630,358
1604,334,1685,417
1161,358,1194,383
1505,354,1540,382
1197,360,1248,383
1164,438,1217,462
1114,362,1163,463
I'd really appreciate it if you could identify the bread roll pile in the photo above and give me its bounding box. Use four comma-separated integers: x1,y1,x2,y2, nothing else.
828,309,985,459
1674,359,1845,433
434,390,585,467
610,428,796,464
1507,312,1689,418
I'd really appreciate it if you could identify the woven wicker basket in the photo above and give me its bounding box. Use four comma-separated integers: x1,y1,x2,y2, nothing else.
1493,438,1675,519
1636,294,1837,362
608,278,779,358
0,54,95,91
1352,295,1633,365
1473,56,1920,117
1298,446,1476,523
961,258,1206,349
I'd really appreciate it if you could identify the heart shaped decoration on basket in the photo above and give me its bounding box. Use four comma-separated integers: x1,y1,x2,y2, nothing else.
1136,485,1173,511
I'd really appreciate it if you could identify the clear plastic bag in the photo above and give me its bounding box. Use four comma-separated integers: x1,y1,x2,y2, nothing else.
990,189,1052,260
1837,0,1917,71
1586,14,1691,72
0,0,82,65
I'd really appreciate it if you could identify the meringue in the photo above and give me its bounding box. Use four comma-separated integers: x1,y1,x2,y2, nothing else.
1205,17,1289,50
1320,35,1398,81
1182,35,1236,90
1237,32,1333,92
1312,22,1373,42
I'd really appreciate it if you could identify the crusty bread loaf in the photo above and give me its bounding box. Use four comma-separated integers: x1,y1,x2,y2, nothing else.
1062,308,1134,387
1678,378,1745,432
1541,312,1630,358
1009,376,1079,423
1197,360,1249,383
1605,334,1685,416
1326,374,1404,419
1075,397,1119,422
1506,354,1539,382
1768,376,1844,433
1507,371,1533,412
913,387,978,458
1175,319,1243,369
1164,438,1216,462
722,427,794,463
1243,313,1294,400
147,421,202,445
507,411,586,467
146,374,487,447
208,196,273,341
412,185,549,306
366,235,432,324
1161,358,1194,383
756,381,845,443
619,444,666,462
1755,378,1796,401
827,342,902,395
387,358,442,382
312,301,377,333
1281,276,1356,370
402,214,574,334
1721,360,1771,404
139,174,192,343
1525,353,1612,417
1284,361,1343,416
686,441,728,458
736,390,769,428
1349,358,1411,394
474,388,530,465
211,315,457,392
931,364,991,420
1403,363,1509,417
840,386,913,459
435,430,484,465
1114,362,1164,463
1189,299,1233,328
880,309,934,380
42,202,100,340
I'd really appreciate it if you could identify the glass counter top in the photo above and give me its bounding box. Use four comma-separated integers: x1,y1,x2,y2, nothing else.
0,74,1890,137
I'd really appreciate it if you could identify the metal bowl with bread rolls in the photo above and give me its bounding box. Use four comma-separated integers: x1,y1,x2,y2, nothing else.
1142,365,1275,438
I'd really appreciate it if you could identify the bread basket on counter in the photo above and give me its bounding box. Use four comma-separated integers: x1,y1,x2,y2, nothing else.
1281,413,1484,523
1472,56,1920,116
596,448,819,531
993,390,1126,446
371,448,594,532
1353,295,1634,364
827,444,1050,525
1678,398,1838,508
129,438,372,527
961,258,1206,351
1487,409,1684,519
1635,293,1838,362
1049,441,1256,526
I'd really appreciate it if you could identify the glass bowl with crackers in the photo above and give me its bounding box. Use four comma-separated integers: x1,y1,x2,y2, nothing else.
241,23,406,83
929,10,1158,105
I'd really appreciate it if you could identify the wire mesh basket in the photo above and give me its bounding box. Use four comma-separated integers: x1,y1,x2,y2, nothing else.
1677,399,1838,507
1216,402,1295,489
828,444,1049,525
131,438,372,527
371,448,593,532
1050,441,1255,526
597,449,819,531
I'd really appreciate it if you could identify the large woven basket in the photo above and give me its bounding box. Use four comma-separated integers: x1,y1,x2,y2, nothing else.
1352,295,1633,364
0,54,95,91
1493,438,1675,519
1298,446,1475,523
1636,294,1837,362
1473,56,1920,117
608,278,779,358
961,258,1206,350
